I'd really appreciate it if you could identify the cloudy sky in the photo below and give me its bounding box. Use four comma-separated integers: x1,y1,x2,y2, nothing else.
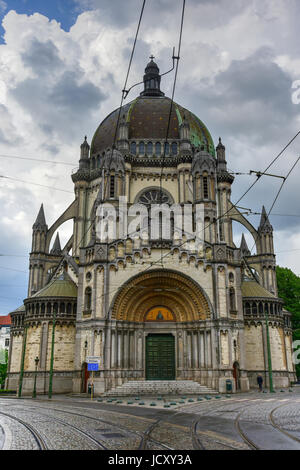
0,0,300,314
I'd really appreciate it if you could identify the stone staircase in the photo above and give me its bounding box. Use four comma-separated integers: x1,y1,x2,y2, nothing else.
104,380,217,397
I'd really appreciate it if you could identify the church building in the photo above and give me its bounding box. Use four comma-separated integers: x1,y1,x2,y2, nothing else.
6,58,296,395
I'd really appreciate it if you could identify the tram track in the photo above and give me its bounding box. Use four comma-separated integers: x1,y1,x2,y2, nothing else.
0,410,49,450
0,408,108,450
2,402,173,450
269,403,300,445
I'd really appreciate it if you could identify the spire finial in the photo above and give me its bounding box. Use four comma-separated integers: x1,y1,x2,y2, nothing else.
149,54,155,61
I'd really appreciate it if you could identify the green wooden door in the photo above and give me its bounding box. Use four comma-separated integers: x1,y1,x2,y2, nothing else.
146,334,175,380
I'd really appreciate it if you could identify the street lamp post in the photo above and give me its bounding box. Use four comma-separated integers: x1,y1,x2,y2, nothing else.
32,356,39,399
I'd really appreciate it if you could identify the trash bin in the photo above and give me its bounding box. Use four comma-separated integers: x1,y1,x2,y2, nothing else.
226,379,232,393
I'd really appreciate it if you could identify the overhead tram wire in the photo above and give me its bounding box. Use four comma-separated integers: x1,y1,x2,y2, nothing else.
46,0,147,281
0,175,74,194
0,154,75,166
135,128,300,273
249,155,300,255
159,0,185,267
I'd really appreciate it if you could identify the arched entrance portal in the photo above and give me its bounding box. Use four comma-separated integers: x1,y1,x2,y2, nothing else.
111,269,212,322
109,269,213,387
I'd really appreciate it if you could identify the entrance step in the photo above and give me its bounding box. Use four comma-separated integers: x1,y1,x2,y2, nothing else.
104,380,217,397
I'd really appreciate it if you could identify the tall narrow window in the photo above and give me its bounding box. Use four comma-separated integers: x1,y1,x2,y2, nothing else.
203,176,209,199
229,288,236,311
171,142,177,155
139,141,145,155
147,142,153,155
164,142,170,155
130,142,136,154
155,142,161,156
245,302,251,315
85,287,92,311
110,175,115,198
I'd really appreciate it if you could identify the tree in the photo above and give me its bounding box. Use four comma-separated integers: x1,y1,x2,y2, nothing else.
0,349,8,388
276,266,300,378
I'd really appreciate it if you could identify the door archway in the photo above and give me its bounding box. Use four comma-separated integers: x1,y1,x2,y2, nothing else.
233,362,240,390
110,269,212,322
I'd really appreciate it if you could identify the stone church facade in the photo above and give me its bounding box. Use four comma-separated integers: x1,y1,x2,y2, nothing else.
7,59,296,395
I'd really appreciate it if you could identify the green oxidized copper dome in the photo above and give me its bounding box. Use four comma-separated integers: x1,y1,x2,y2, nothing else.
91,96,215,157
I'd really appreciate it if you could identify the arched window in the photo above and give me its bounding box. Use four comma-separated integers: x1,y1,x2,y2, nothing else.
91,158,96,170
85,287,92,311
97,155,101,168
60,302,65,313
171,142,178,155
265,303,269,315
147,142,153,155
229,272,234,283
229,288,236,311
245,302,251,315
41,303,45,314
130,142,136,155
139,141,145,155
73,303,77,315
155,142,161,156
47,303,51,314
164,142,170,155
252,302,258,315
259,302,263,314
67,303,72,314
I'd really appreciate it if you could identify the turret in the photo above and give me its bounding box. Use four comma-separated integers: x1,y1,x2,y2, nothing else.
79,136,90,170
117,114,129,152
32,204,47,253
258,206,274,254
191,147,216,202
216,137,227,172
101,148,125,200
50,233,62,256
179,114,191,154
240,234,250,257
215,138,234,245
29,204,48,296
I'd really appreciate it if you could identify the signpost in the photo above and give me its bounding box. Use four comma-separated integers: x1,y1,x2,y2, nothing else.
86,357,100,400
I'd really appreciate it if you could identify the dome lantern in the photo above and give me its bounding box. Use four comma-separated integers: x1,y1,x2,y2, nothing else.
140,55,164,97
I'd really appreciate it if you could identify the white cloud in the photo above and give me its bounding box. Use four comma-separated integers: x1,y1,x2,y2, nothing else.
0,1,6,14
0,1,300,312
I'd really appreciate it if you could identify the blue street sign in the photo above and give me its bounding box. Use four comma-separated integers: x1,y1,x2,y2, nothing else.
87,363,99,371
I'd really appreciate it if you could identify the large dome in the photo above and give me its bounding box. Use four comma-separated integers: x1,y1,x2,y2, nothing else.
91,96,215,157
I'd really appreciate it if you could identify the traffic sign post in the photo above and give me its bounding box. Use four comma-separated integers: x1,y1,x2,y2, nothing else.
86,357,100,400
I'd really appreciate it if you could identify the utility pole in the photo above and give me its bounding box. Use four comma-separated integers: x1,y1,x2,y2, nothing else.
265,307,275,393
18,326,27,398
